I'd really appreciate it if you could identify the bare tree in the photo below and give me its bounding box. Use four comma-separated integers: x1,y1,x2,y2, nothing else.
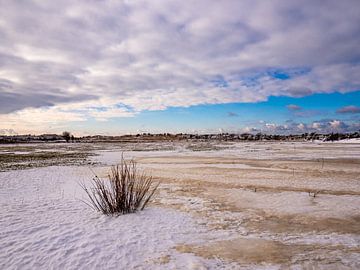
62,131,71,143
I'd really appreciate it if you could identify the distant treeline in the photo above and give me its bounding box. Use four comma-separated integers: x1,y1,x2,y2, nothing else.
1,131,359,144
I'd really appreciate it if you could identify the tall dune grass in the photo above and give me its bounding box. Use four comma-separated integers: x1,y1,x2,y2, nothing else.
81,157,159,215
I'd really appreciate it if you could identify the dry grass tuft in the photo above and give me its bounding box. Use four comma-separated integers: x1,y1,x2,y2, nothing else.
81,157,159,215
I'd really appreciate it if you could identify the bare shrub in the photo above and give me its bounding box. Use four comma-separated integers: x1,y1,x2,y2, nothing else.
81,157,159,215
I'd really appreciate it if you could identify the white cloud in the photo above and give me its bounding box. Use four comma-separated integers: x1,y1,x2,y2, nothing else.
297,123,305,130
0,0,360,132
15,45,70,64
242,119,359,135
312,122,322,129
88,107,136,121
0,107,86,134
329,120,342,129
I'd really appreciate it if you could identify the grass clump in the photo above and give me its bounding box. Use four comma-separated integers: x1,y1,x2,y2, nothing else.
81,157,159,215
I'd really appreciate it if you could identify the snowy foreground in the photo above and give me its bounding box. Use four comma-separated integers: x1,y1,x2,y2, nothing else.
1,141,360,269
0,166,231,269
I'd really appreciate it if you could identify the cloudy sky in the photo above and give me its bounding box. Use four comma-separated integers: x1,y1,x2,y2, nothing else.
0,0,360,135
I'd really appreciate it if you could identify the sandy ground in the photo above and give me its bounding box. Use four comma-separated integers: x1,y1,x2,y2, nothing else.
95,141,360,268
1,141,360,269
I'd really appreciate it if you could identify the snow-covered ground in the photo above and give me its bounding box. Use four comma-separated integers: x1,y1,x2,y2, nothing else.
90,140,360,165
0,166,238,269
1,141,360,269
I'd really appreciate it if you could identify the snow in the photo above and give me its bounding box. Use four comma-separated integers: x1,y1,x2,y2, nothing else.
91,141,360,167
1,141,360,269
334,138,360,143
0,166,234,269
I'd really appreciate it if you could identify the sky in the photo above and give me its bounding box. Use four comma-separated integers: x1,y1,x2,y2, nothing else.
0,0,360,135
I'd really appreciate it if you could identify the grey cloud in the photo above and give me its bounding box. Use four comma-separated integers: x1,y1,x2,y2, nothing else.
285,88,313,98
286,104,301,111
336,105,360,114
286,104,321,118
0,91,97,114
0,129,17,135
227,112,238,117
0,0,360,114
293,110,321,118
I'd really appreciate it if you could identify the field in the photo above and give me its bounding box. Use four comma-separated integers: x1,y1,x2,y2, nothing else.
1,141,359,269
